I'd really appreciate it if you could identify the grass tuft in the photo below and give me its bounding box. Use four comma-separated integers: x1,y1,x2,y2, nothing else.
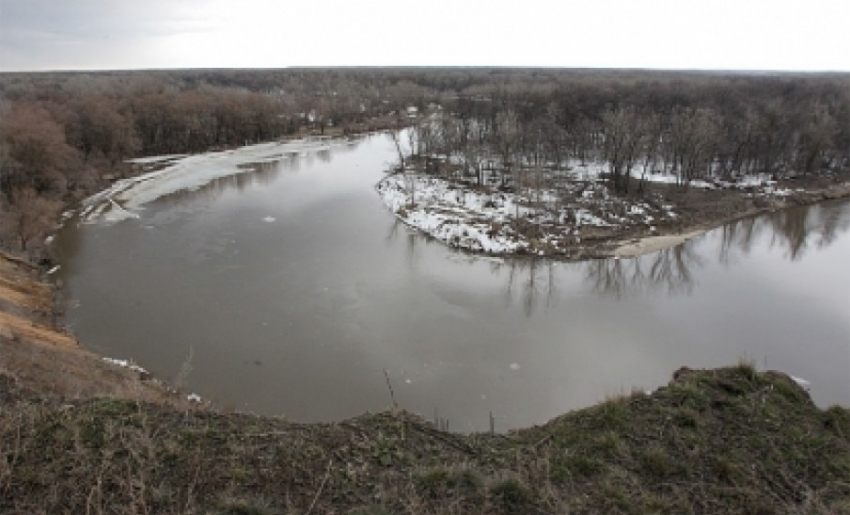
489,477,532,514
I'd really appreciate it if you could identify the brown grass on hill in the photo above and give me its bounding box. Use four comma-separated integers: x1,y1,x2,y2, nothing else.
2,365,848,514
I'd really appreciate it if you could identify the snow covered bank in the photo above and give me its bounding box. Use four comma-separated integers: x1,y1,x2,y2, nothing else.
376,164,839,259
567,160,800,195
376,171,679,257
81,138,346,224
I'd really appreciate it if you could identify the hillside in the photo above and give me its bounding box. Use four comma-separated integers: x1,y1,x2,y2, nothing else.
2,362,848,514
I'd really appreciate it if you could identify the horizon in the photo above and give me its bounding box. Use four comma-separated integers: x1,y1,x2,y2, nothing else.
1,65,848,75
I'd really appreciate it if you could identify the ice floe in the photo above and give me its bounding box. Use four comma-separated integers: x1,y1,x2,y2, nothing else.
82,138,350,224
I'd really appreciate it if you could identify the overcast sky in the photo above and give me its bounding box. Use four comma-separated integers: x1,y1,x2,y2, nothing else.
1,0,848,72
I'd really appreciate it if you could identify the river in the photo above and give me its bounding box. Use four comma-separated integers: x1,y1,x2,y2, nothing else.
53,133,850,432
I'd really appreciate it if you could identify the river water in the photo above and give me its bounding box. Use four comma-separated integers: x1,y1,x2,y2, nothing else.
53,133,850,431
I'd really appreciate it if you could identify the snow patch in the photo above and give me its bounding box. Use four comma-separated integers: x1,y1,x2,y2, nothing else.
103,357,148,375
126,154,188,165
376,171,680,256
790,375,811,390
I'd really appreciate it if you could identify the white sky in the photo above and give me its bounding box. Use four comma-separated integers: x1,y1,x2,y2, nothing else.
1,0,848,72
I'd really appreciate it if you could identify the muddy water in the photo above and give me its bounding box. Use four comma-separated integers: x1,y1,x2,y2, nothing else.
53,134,850,431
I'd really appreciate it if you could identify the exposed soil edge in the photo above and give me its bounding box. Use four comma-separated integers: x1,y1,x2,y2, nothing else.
611,183,850,258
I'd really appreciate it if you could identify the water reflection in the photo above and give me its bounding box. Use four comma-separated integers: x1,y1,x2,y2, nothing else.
385,224,561,316
585,245,702,298
498,259,557,316
153,137,365,207
54,130,850,431
384,200,850,313
589,200,850,299
718,201,850,263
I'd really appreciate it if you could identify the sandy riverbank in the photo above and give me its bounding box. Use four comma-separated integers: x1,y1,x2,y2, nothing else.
612,230,707,257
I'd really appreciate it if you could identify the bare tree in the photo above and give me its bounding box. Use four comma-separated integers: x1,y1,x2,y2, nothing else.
0,102,76,197
796,103,836,177
1,188,61,252
387,118,406,172
493,109,520,188
602,107,643,194
669,108,720,186
636,113,662,193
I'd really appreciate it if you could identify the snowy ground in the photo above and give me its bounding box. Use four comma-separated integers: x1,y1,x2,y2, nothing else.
376,171,679,256
80,138,347,224
102,357,148,376
376,163,806,257
568,160,795,195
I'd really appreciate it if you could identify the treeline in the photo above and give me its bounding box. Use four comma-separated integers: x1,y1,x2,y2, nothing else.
402,71,849,195
1,68,847,255
0,69,438,254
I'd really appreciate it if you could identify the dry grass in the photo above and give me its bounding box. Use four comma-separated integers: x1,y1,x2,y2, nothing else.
0,311,79,348
2,366,848,514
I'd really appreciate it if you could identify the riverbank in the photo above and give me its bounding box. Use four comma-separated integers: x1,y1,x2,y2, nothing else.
1,115,403,264
1,129,401,409
2,166,849,512
3,363,848,513
0,252,187,404
376,168,850,259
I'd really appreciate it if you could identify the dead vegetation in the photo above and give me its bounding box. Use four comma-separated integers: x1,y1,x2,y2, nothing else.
2,365,848,514
380,167,850,259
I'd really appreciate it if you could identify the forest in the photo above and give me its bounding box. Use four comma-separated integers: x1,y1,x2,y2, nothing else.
0,68,847,257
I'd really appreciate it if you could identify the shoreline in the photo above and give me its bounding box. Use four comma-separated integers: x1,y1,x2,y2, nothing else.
3,132,848,414
1,128,400,409
3,143,850,512
612,230,707,257
612,182,850,258
0,251,187,404
377,170,850,261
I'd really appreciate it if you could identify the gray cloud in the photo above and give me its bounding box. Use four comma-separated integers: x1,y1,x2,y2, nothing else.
1,0,214,38
0,0,216,69
1,0,848,72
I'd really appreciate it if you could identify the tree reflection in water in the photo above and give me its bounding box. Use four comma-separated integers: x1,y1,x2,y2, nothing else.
718,200,850,263
153,152,299,206
386,200,849,314
499,258,557,316
584,244,703,298
145,137,366,208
